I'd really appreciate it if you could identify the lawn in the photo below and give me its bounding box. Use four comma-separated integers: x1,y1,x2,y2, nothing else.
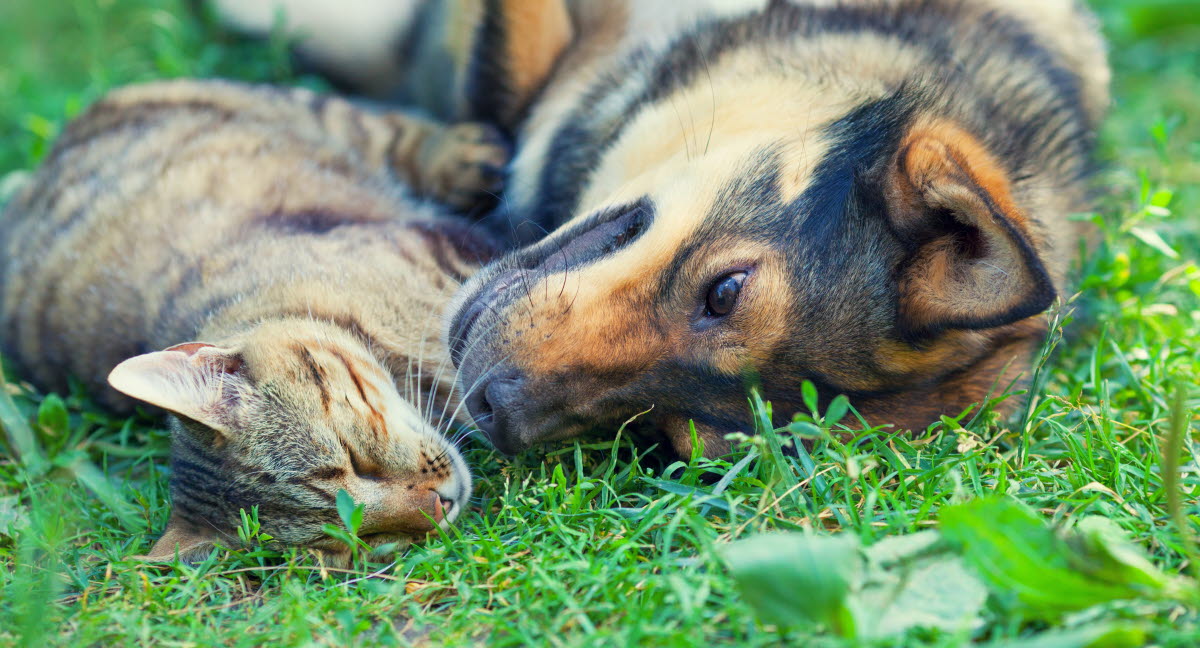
1,1,1198,646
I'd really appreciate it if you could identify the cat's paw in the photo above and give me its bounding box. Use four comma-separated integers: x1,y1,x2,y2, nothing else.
419,123,510,213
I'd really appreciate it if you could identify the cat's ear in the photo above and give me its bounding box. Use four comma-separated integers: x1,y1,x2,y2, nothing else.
134,514,221,563
107,342,246,433
885,120,1057,339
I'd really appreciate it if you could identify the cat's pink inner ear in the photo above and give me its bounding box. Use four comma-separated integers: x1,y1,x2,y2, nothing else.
165,342,243,373
106,343,245,432
165,342,216,355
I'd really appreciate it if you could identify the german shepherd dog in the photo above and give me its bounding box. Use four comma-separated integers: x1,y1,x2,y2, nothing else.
216,0,1110,457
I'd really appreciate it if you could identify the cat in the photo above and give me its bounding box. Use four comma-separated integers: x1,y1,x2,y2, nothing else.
0,79,507,562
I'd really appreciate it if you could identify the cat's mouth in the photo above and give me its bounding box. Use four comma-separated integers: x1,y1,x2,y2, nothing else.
355,494,458,544
435,496,454,523
358,532,418,545
301,493,461,563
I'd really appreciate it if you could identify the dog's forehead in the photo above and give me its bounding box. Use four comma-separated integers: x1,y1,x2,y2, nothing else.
572,88,912,254
514,26,894,231
575,95,848,218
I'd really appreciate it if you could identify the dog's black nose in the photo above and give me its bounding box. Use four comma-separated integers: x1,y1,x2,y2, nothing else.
464,368,527,453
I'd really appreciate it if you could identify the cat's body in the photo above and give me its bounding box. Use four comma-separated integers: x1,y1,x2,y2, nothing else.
0,79,506,560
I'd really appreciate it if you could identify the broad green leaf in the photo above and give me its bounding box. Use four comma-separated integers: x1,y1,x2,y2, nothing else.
371,542,401,557
336,489,359,534
801,381,819,416
722,533,859,636
322,523,353,547
823,395,850,427
941,497,1168,619
724,530,990,639
864,530,944,563
1065,517,1174,594
985,623,1146,648
36,393,69,436
785,420,823,438
857,532,987,638
858,555,986,638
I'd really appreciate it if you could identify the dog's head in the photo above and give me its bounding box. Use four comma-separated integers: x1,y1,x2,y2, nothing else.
444,3,1077,456
451,94,1057,455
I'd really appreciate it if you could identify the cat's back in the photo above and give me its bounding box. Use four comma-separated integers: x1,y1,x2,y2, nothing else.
0,79,434,397
1,79,413,252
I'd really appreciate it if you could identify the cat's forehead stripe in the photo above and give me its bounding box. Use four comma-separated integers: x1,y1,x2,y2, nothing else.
293,343,332,412
326,347,389,441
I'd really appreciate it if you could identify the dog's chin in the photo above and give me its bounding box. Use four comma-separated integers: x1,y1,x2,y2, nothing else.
489,407,659,456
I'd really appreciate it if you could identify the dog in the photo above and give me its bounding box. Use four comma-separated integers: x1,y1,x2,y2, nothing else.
215,0,1111,457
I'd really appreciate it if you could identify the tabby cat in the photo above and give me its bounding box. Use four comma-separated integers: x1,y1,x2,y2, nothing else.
0,79,507,561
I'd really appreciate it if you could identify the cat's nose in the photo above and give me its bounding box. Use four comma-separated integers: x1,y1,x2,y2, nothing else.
432,494,453,524
464,367,528,454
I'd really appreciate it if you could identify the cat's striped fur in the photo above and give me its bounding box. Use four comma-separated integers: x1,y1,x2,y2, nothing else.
0,79,506,561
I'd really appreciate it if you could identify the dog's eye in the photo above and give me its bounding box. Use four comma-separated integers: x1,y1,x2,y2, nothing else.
705,272,746,317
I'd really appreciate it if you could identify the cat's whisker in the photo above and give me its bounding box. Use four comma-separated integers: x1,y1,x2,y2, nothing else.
429,315,512,435
413,298,457,427
433,346,518,442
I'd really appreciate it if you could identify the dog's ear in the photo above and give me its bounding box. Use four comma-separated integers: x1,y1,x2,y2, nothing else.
449,0,573,128
885,120,1056,339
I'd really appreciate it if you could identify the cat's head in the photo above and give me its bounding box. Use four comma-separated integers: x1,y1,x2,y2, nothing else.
108,319,470,563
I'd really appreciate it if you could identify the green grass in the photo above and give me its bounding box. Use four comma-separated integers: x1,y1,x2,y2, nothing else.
1,0,1198,645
